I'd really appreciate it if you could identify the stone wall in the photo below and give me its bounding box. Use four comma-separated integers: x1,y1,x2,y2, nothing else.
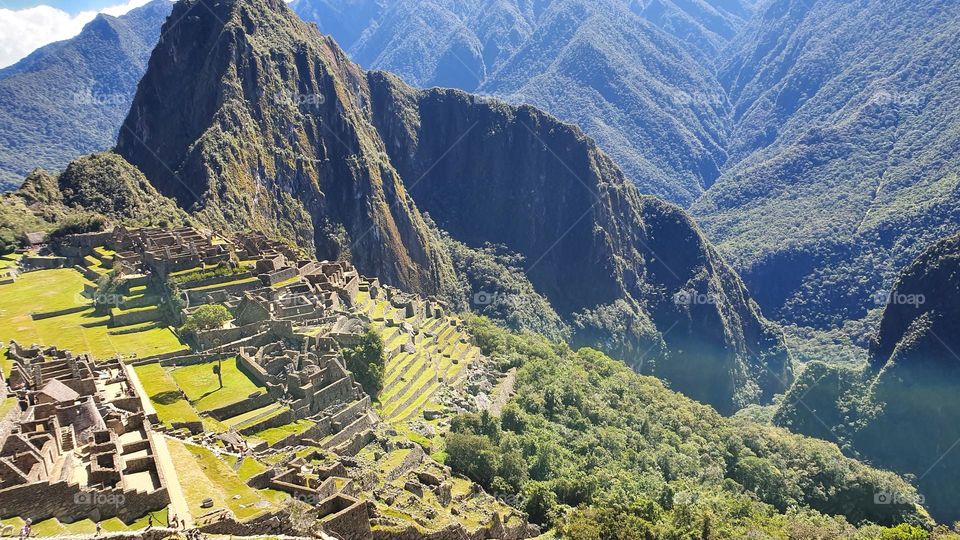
31,304,91,320
318,495,371,540
159,351,234,368
236,350,271,387
261,267,298,286
111,307,160,327
0,480,169,524
238,408,294,436
311,377,355,412
22,256,66,270
207,392,273,421
195,320,293,351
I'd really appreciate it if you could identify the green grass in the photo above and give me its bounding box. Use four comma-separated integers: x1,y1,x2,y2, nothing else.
381,363,438,419
0,269,185,359
222,403,282,428
236,456,268,482
168,265,203,277
370,300,390,319
127,284,148,295
252,419,315,446
184,276,260,292
270,275,302,288
0,253,20,270
134,363,204,427
166,438,276,522
2,508,167,536
171,357,265,412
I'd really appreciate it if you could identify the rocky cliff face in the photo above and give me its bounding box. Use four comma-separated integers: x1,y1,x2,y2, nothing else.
366,74,791,413
114,0,789,413
775,233,960,520
115,0,454,295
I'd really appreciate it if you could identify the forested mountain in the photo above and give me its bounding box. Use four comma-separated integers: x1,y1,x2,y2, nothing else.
775,232,960,521
693,0,960,327
5,0,960,531
291,0,755,205
446,317,931,536
0,0,171,190
293,0,960,334
109,0,790,414
6,0,959,342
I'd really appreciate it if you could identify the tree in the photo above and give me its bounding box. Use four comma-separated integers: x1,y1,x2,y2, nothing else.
445,432,501,487
180,304,232,336
342,328,385,398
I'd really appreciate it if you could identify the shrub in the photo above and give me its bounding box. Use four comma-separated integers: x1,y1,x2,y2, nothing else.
341,328,385,398
180,304,232,336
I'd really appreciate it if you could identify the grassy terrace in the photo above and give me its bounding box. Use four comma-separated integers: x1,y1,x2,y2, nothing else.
354,289,477,425
166,438,283,522
0,253,20,270
0,269,185,359
184,276,260,292
83,254,109,275
1,509,168,536
251,418,314,446
134,363,204,428
270,275,302,289
171,357,265,412
222,403,282,429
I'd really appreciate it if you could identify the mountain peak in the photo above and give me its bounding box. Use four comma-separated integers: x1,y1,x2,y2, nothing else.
118,0,451,295
115,0,791,413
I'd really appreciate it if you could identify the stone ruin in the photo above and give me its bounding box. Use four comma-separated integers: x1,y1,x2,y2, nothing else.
265,457,371,540
238,339,375,454
0,342,169,524
0,226,533,539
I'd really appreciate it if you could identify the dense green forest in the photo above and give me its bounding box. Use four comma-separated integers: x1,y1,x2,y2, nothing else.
0,0,171,189
444,317,947,538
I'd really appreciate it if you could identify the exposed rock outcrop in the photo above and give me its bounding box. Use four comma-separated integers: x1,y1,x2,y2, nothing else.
110,0,790,412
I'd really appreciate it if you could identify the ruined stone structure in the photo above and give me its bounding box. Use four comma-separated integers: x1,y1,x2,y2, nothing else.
0,343,170,524
0,226,521,539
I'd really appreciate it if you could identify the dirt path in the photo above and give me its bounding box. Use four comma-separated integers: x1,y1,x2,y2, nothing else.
488,368,517,416
151,432,193,527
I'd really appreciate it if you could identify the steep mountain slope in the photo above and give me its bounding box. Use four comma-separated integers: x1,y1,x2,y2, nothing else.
113,0,789,413
367,76,791,412
450,318,930,533
1,152,192,252
775,232,960,521
291,0,753,205
692,0,960,327
0,0,172,190
116,0,456,296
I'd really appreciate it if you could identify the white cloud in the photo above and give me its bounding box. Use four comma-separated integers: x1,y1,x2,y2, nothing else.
0,0,152,69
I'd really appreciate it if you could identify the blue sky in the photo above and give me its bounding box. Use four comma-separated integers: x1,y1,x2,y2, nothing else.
1,0,119,12
0,0,155,68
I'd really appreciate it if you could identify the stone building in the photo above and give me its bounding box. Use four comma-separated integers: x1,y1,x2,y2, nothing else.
0,343,170,524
